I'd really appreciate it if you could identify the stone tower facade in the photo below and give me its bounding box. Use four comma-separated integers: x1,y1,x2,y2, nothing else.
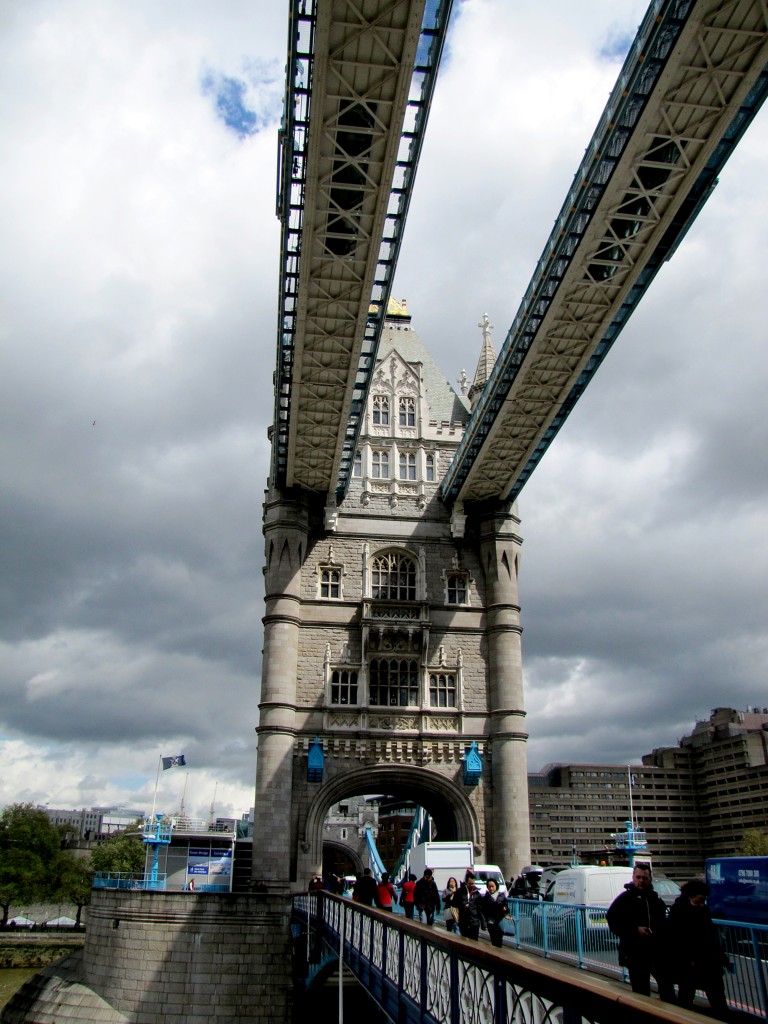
253,306,531,889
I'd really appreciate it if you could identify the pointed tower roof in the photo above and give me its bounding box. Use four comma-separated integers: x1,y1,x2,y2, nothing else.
468,313,497,410
376,308,470,426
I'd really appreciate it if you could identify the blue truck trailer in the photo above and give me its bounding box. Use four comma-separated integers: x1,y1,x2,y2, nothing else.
705,856,768,924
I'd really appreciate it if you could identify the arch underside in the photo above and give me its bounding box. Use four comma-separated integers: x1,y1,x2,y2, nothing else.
302,763,482,866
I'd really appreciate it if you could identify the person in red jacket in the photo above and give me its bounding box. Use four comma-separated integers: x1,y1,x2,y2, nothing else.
376,872,398,911
401,873,417,919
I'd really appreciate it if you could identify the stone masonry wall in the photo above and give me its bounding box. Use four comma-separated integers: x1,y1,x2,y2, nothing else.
82,890,293,1024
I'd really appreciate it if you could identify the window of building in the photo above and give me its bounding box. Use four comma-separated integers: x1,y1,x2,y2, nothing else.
399,397,415,427
371,551,416,601
330,669,358,705
399,452,416,480
369,657,418,706
353,450,362,477
425,454,435,481
373,395,389,426
372,450,389,479
446,573,468,605
320,568,341,599
429,673,456,708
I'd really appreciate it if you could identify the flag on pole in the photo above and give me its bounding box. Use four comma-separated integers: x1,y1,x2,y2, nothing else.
162,754,187,770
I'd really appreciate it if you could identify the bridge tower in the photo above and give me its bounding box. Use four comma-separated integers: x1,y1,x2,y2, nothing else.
254,302,531,889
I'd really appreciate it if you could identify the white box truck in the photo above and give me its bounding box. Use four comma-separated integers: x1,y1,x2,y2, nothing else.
407,841,474,892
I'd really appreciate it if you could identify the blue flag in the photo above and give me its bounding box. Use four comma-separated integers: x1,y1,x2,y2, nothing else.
162,754,187,770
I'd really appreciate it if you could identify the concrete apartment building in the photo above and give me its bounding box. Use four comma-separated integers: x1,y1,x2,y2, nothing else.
529,707,768,878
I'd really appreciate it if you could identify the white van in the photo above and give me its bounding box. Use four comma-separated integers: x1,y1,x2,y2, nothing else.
473,864,507,897
534,866,633,946
547,865,633,908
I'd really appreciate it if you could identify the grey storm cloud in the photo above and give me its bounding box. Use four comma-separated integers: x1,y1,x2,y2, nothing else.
0,0,766,817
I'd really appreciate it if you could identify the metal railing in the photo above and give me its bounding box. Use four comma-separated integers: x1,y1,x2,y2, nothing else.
504,898,768,1020
294,892,715,1023
92,872,231,894
93,872,167,891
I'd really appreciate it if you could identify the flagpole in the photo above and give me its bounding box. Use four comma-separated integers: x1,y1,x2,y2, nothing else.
180,772,189,819
627,764,635,828
151,755,162,821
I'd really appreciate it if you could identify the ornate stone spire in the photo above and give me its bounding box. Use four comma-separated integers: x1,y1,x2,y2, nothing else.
468,313,497,410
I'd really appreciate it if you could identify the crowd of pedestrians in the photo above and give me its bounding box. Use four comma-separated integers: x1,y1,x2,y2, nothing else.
307,859,731,1018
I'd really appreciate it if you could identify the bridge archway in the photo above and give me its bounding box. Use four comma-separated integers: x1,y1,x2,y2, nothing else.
322,839,364,879
299,764,482,879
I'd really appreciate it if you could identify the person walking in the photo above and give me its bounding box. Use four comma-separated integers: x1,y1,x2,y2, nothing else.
479,878,509,947
667,879,730,1019
413,868,441,925
376,872,398,911
352,868,379,906
401,873,417,919
442,877,460,933
607,863,674,1002
457,870,484,940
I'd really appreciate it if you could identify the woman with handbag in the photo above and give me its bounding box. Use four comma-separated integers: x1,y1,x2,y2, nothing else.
442,876,460,932
479,878,509,947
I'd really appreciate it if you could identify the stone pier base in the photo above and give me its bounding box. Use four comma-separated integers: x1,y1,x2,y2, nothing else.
2,891,294,1024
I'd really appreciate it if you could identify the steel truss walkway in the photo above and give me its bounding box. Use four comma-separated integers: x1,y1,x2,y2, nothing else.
442,0,768,506
273,0,767,510
274,0,453,501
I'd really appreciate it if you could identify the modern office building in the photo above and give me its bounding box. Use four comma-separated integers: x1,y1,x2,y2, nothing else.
529,707,768,878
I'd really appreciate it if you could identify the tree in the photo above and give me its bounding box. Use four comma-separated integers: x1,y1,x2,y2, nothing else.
51,853,93,926
90,828,145,876
739,829,768,856
0,803,63,925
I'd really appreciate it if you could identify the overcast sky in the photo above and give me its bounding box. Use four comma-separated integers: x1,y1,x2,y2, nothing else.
1,1,766,822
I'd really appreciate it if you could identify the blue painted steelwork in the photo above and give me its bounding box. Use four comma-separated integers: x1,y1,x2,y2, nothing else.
363,826,387,882
507,65,768,505
613,820,649,867
463,740,483,785
307,737,324,782
390,807,430,886
442,0,768,506
506,898,768,1020
294,891,762,1022
93,871,167,891
272,0,454,496
142,814,172,889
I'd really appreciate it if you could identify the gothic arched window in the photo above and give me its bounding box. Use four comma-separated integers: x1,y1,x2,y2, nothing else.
369,657,419,706
373,395,389,426
371,551,417,601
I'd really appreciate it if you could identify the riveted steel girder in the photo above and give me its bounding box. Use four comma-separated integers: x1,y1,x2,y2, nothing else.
442,0,768,507
273,0,452,498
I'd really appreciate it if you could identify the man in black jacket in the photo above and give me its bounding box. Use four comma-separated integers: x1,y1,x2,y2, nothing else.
607,863,674,1001
352,868,378,907
413,868,441,925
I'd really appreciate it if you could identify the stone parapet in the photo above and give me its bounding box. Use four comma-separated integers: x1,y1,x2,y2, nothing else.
67,890,293,1023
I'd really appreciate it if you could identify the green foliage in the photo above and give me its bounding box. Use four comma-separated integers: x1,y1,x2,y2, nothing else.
0,803,64,924
739,828,768,856
90,828,145,875
51,854,93,926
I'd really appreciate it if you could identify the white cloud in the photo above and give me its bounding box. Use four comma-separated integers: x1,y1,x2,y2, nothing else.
1,0,766,821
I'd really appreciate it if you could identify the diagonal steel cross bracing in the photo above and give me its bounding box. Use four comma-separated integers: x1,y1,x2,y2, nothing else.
273,0,453,498
442,0,768,507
